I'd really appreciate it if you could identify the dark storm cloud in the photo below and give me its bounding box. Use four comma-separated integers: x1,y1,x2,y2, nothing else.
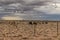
21,0,52,11
26,1,47,6
0,0,53,12
0,0,53,13
0,0,24,5
23,0,53,6
0,0,53,5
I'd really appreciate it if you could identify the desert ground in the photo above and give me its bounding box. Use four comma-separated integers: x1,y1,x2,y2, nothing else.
0,20,60,40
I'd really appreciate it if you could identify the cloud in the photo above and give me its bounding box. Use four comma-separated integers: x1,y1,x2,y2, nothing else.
0,0,52,5
0,0,24,5
0,0,60,20
1,16,23,20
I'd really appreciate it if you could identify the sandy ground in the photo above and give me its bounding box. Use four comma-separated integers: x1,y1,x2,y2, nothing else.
0,21,59,40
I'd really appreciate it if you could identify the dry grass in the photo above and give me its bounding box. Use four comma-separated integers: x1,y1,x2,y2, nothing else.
0,20,59,40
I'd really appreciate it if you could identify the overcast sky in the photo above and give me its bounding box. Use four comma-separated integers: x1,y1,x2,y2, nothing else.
0,0,60,20
0,0,60,14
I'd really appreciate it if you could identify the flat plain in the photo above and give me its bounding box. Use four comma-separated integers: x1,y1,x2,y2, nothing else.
0,20,59,40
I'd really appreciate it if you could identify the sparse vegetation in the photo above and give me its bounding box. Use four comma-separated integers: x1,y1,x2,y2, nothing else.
0,21,59,40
